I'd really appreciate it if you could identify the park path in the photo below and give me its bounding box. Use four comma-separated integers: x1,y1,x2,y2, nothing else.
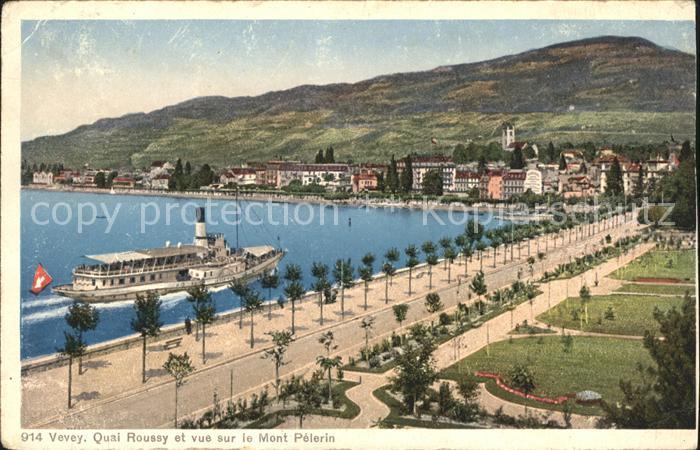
346,373,392,428
22,214,638,428
334,235,654,429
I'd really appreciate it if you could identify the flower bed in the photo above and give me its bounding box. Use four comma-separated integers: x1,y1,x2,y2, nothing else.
474,371,573,405
633,277,686,284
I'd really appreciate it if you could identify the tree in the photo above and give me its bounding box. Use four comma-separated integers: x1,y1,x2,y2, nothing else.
262,330,295,396
293,372,324,428
439,237,456,283
359,253,375,310
679,140,692,162
579,284,591,324
606,157,624,196
315,149,324,163
404,245,419,295
131,292,163,383
260,271,279,320
601,294,695,428
489,235,501,268
390,335,437,415
634,164,646,199
324,146,335,163
421,241,438,289
392,304,409,331
382,248,400,303
509,145,525,169
187,285,216,364
667,151,697,230
425,293,443,332
174,158,183,176
470,271,487,299
184,161,192,175
57,332,86,409
311,262,330,325
243,289,264,348
477,155,488,175
386,155,399,193
317,331,341,403
94,171,106,188
229,280,250,329
421,169,443,196
546,143,556,163
333,258,354,319
65,300,99,375
453,143,468,164
360,316,375,350
284,264,304,334
558,153,567,171
508,363,536,394
163,352,195,427
400,155,413,193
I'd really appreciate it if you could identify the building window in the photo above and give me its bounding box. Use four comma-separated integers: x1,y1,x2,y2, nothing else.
119,278,125,285
140,275,146,282
150,274,156,281
130,277,135,283
110,279,114,286
102,280,106,286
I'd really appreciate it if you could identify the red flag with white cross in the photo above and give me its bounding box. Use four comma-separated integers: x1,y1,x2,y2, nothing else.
30,263,53,295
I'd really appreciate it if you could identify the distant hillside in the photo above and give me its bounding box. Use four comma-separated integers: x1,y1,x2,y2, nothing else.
22,36,696,168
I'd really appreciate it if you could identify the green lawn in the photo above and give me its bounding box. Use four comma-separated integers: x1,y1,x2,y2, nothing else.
537,294,685,336
610,250,696,282
615,283,696,297
441,336,651,415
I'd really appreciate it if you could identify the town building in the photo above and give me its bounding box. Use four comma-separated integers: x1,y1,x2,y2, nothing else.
502,170,526,200
523,168,543,195
112,177,136,189
479,170,504,200
54,170,79,184
32,171,54,185
352,172,379,193
151,174,170,190
559,174,596,198
452,170,481,193
149,161,174,177
220,168,257,186
398,155,454,192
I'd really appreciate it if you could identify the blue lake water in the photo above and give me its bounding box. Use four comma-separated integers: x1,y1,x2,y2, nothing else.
20,189,504,359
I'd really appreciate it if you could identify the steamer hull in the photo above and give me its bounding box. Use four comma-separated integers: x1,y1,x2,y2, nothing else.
53,250,283,303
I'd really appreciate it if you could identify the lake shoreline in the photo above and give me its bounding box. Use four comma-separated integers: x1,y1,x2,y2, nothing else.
22,184,548,219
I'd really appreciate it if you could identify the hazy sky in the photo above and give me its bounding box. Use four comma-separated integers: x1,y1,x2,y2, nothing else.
21,20,696,141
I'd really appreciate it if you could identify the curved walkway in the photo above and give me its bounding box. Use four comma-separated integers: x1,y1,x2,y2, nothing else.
347,373,392,428
337,238,653,429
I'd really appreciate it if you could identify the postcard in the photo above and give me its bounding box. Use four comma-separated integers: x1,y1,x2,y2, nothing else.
1,1,697,449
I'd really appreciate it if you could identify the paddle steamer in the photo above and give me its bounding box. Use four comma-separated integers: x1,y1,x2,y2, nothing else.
53,207,283,302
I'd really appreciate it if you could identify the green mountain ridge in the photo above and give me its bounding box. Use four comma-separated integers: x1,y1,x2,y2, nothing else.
22,35,696,168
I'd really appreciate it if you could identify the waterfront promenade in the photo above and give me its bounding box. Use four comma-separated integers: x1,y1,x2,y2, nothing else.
22,213,639,428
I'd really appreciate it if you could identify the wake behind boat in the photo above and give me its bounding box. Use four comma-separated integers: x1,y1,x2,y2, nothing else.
53,206,283,302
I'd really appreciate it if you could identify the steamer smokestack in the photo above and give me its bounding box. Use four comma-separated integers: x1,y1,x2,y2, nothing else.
194,206,208,247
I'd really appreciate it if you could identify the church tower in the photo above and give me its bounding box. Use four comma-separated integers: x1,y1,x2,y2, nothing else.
501,122,515,150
